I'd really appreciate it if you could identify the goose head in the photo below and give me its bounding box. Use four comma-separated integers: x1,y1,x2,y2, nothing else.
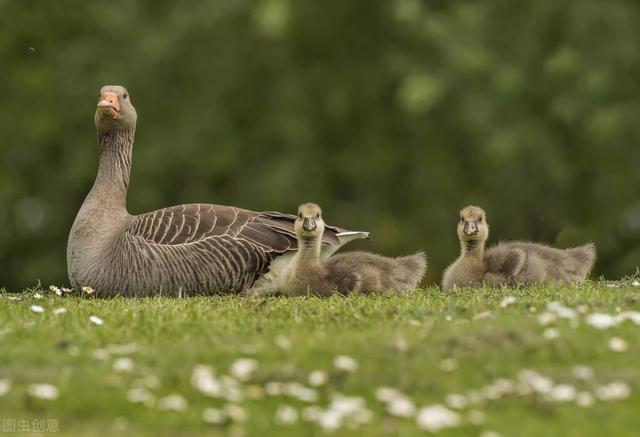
458,205,489,244
295,202,325,240
94,85,137,132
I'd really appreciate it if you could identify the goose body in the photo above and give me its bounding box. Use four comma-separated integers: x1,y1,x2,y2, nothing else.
67,86,367,296
442,206,596,290
277,203,427,296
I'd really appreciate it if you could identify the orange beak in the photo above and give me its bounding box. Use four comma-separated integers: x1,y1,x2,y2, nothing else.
97,91,120,117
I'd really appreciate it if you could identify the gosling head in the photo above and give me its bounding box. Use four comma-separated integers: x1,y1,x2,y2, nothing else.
94,85,137,132
457,205,489,244
295,202,325,240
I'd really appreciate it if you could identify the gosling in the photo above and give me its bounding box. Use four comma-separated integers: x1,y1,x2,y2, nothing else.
442,206,596,290
280,203,427,296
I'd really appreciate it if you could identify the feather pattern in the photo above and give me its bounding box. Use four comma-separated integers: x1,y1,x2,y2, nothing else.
68,87,366,297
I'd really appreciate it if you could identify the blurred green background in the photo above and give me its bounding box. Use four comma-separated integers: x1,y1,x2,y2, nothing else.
1,0,639,290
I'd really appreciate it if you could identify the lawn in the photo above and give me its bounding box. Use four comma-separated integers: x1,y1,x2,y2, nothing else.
1,281,639,436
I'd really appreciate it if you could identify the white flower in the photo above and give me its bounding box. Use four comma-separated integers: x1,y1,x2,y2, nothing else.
571,366,594,381
127,388,155,405
62,287,73,293
416,404,461,432
483,378,514,400
191,365,223,397
274,335,291,350
53,307,67,316
0,379,11,397
317,409,342,431
308,370,329,387
618,311,640,325
632,280,640,287
30,305,44,313
33,293,43,299
543,328,559,340
49,285,62,296
608,337,628,352
89,315,104,325
157,394,188,411
387,396,416,418
230,358,258,381
202,408,227,424
548,384,576,402
500,296,516,308
576,391,595,407
275,405,298,425
596,382,631,401
445,393,468,409
518,370,553,394
334,355,358,372
27,383,59,400
537,312,557,326
82,286,94,295
375,387,403,403
546,302,577,320
391,336,409,351
224,403,247,422
284,382,318,402
113,357,135,372
585,313,617,330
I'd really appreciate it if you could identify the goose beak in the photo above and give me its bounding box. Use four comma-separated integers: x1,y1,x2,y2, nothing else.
97,92,121,117
463,220,478,236
302,217,317,232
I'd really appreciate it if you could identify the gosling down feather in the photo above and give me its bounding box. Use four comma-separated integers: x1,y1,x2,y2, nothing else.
67,86,368,296
276,203,427,296
442,206,596,290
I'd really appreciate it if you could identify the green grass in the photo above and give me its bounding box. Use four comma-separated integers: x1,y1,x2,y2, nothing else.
1,281,639,436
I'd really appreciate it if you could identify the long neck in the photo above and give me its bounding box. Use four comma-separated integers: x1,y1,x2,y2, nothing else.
295,235,323,267
461,238,485,259
91,129,135,208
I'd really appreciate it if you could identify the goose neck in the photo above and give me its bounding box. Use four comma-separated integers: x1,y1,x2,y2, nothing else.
92,129,135,207
461,239,485,259
296,236,322,265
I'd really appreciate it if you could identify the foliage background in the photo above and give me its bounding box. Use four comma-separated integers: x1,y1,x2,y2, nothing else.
1,0,639,290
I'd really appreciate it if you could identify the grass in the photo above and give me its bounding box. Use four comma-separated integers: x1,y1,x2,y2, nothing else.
1,281,639,436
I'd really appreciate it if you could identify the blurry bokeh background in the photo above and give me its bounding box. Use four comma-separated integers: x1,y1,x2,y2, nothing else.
1,0,639,290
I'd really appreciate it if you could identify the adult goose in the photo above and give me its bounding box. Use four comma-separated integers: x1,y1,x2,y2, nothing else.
67,85,368,297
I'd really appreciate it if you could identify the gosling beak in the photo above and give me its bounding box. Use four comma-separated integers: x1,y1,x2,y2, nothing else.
97,91,121,117
302,217,317,232
463,220,478,236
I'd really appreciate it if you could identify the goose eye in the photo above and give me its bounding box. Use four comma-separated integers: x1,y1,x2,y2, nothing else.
123,93,128,99
298,213,302,219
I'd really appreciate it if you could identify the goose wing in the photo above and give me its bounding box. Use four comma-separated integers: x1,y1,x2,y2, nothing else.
125,203,346,253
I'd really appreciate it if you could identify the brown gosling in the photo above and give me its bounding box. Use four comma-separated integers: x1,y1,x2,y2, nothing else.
442,206,596,290
280,203,427,296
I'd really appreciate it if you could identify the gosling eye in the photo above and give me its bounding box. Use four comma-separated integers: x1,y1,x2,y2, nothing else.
316,213,320,219
478,217,483,222
123,92,128,99
298,213,302,219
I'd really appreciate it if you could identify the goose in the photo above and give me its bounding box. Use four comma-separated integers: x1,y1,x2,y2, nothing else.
441,205,596,290
274,203,426,296
67,86,368,297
